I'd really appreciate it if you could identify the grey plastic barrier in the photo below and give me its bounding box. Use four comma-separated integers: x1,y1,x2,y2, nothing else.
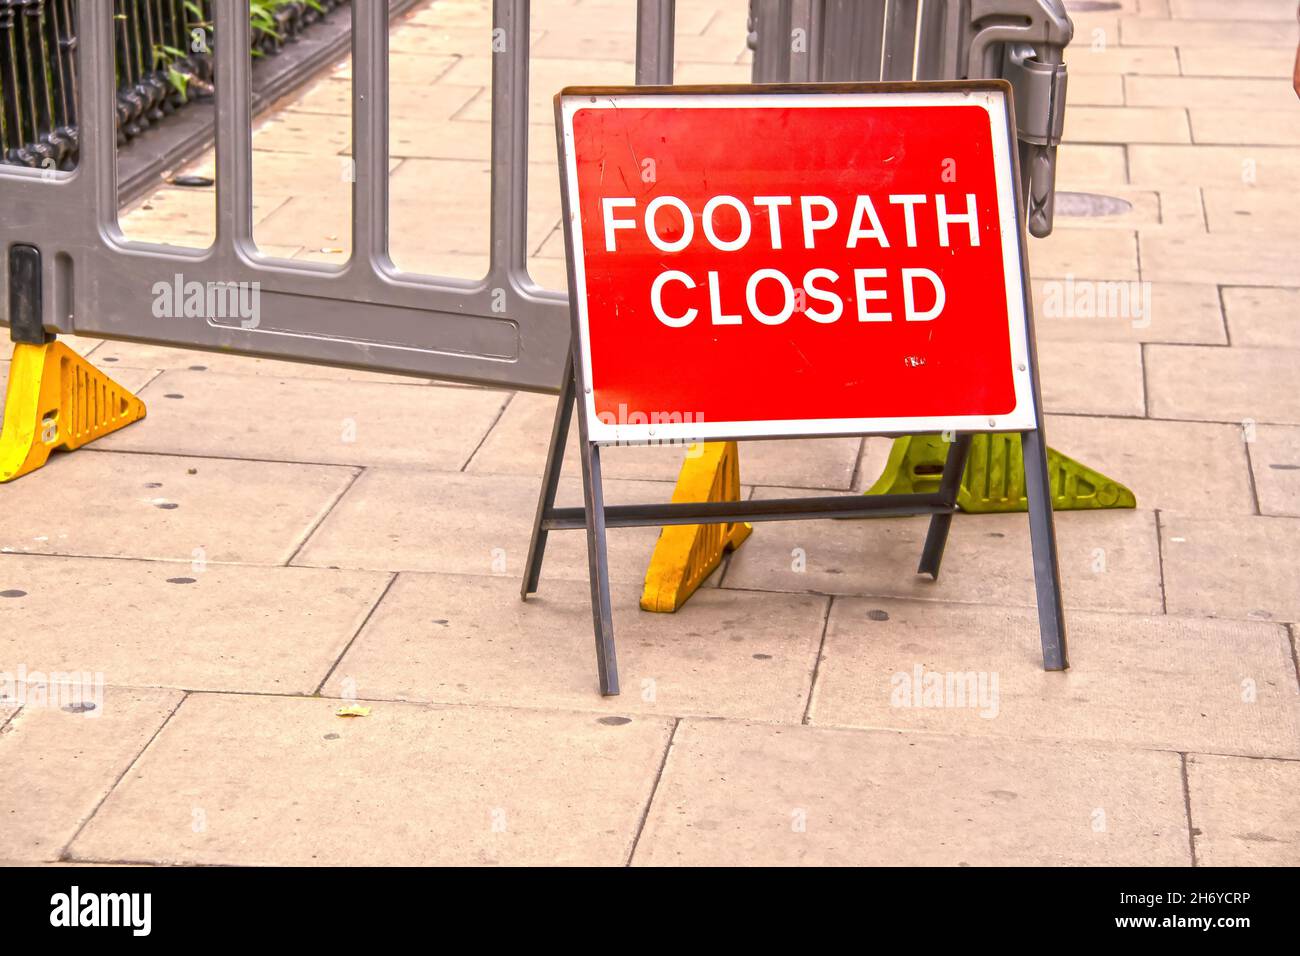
0,0,1071,388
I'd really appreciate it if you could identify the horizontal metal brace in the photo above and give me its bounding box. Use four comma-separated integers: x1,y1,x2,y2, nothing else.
542,492,954,531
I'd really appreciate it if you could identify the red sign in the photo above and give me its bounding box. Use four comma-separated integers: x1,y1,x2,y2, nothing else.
557,85,1037,444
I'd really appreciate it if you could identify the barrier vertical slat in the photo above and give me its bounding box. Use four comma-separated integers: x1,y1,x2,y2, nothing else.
749,0,791,84
79,0,118,224
213,0,253,249
352,0,390,267
881,0,920,80
787,0,820,82
635,0,674,85
913,0,950,81
820,0,885,82
488,0,529,286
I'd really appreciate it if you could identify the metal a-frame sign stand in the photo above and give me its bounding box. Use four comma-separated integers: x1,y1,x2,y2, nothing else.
522,81,1067,697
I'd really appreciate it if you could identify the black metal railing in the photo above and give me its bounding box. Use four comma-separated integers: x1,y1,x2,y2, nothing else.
0,0,347,171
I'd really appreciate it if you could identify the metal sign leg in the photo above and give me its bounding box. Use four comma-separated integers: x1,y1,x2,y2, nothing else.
519,348,620,695
917,432,972,579
521,351,575,599
578,436,620,696
1021,426,1068,670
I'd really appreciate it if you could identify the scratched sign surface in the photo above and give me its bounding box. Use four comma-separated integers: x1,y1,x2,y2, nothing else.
557,86,1038,443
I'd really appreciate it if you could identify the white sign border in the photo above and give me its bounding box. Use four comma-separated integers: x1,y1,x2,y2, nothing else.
558,87,1038,446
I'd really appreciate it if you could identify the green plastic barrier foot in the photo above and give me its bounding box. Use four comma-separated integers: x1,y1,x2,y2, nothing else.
864,434,1136,513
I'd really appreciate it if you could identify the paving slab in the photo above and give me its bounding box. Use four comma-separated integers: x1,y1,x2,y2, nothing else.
673,55,754,84
1029,229,1139,281
1248,425,1300,518
283,77,481,120
722,498,1164,615
118,186,217,248
0,451,356,565
0,687,182,863
68,693,672,866
467,391,861,490
1202,188,1300,234
1126,75,1298,111
446,56,637,125
358,112,557,164
531,26,745,63
1161,514,1300,622
1141,233,1300,287
1120,17,1296,47
95,370,510,468
1064,73,1126,106
251,109,351,157
1169,0,1298,21
324,571,826,721
1186,754,1300,866
294,468,672,586
1037,342,1145,416
1176,45,1297,77
1146,345,1300,425
1191,110,1300,148
1064,106,1190,144
1053,143,1130,189
1128,145,1300,189
550,1,716,36
0,554,389,695
809,598,1299,758
1064,45,1180,76
633,719,1190,866
1044,414,1254,516
387,23,538,57
1032,280,1225,345
57,335,104,357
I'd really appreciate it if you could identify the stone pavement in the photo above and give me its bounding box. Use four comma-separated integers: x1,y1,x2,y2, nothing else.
2,0,1299,866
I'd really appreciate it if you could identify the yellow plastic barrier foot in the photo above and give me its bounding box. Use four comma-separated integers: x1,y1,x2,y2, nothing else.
0,341,147,483
641,440,752,613
864,433,1135,512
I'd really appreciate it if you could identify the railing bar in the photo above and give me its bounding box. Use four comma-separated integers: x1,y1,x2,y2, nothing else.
14,6,38,152
58,0,78,130
79,0,119,223
213,0,253,248
141,0,160,119
488,0,529,283
1,11,23,158
877,0,890,81
635,0,674,85
19,6,49,154
351,0,390,266
882,0,920,81
911,0,924,80
46,1,71,135
0,21,9,157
